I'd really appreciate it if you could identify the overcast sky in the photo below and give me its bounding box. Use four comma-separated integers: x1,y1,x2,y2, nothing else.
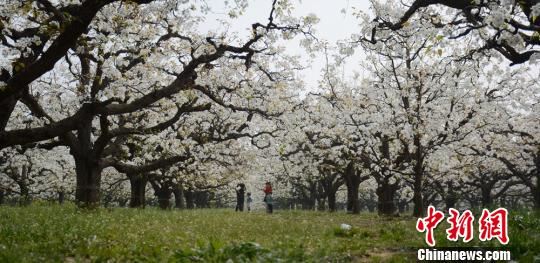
199,0,540,92
200,0,372,91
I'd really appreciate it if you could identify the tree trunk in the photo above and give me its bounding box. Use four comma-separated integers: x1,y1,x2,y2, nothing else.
173,184,185,209
445,186,457,210
412,164,425,217
320,173,342,212
499,195,507,208
422,193,439,213
306,195,316,210
534,188,540,210
397,200,407,213
316,182,325,211
317,198,326,211
119,198,128,207
128,174,147,208
346,184,360,214
445,195,457,210
412,188,424,217
344,162,361,214
184,190,195,209
327,191,337,212
468,197,480,210
74,156,102,208
0,94,18,132
74,118,102,208
299,184,316,210
411,134,426,217
19,184,30,206
18,165,31,206
58,191,65,204
376,181,398,216
0,189,4,205
534,171,540,210
481,185,493,208
156,188,172,209
366,201,376,212
194,191,209,208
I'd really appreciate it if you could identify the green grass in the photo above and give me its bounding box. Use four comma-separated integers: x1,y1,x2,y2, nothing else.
0,204,538,262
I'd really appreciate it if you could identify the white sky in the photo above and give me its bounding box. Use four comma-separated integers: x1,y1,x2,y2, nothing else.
198,0,540,92
199,0,372,91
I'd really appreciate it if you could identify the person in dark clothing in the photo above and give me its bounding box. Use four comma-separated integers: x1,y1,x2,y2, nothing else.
235,183,245,211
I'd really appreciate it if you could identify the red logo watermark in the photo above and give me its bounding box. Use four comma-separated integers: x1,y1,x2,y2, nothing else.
416,206,509,247
446,208,474,243
416,206,445,246
478,208,509,245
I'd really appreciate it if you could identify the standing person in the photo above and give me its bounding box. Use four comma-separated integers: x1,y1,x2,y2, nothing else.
263,182,273,214
246,192,253,212
235,183,245,211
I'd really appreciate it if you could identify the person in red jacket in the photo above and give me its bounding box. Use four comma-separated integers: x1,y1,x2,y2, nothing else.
263,182,273,213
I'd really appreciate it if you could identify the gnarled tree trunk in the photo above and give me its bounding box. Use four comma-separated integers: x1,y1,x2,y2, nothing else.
73,118,103,208
128,174,147,208
74,155,102,208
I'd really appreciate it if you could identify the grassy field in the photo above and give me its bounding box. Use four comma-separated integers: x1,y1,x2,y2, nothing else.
0,204,538,262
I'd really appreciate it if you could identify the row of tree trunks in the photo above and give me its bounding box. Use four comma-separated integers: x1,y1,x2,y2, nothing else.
129,178,212,210
76,153,540,212
0,188,67,205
